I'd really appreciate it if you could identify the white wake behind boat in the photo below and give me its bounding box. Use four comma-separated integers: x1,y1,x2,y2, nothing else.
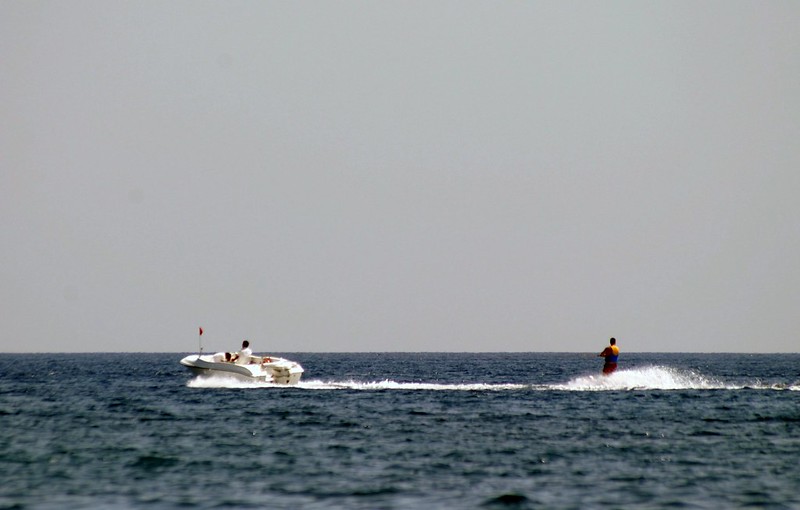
180,353,304,384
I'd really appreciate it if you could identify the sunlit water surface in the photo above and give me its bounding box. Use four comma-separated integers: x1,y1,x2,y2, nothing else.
1,352,799,509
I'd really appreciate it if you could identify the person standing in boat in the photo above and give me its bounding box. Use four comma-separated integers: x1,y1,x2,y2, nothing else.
232,340,253,364
598,337,620,375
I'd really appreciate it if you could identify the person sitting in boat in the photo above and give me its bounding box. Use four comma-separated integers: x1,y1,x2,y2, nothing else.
231,340,253,365
212,352,232,363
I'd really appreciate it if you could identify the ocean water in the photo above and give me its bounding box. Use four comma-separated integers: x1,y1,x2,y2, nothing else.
1,352,799,510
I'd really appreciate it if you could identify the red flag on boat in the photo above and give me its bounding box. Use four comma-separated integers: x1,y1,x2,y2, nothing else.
199,327,203,336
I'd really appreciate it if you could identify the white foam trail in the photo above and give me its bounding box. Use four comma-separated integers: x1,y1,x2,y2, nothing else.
186,369,792,391
186,374,285,389
186,375,526,391
551,366,738,391
295,379,527,391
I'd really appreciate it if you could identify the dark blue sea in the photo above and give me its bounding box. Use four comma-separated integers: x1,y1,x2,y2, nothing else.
1,353,799,509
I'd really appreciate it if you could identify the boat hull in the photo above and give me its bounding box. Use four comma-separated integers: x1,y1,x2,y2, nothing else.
180,354,303,384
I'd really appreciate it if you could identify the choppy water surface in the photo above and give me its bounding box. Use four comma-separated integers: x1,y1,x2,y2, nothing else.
1,352,799,509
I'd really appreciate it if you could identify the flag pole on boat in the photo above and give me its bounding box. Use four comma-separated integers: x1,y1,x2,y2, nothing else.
198,326,204,357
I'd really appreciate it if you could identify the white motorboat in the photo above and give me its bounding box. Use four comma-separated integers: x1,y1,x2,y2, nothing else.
180,352,304,384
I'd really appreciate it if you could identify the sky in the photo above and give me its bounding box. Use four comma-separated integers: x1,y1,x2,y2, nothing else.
2,1,799,353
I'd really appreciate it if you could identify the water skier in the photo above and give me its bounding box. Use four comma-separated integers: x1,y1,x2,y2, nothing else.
598,337,619,375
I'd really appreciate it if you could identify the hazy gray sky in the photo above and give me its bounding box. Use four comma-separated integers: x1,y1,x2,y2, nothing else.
2,1,799,353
